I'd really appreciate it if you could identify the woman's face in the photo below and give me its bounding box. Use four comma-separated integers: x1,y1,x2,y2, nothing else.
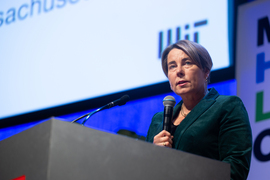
167,48,208,97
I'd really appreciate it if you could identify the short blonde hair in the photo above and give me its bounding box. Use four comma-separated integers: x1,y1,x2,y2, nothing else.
161,40,213,82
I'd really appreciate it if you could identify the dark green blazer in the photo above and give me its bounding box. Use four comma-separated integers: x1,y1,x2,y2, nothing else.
146,88,252,180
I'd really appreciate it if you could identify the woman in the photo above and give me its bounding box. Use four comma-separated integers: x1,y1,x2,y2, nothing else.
146,40,252,180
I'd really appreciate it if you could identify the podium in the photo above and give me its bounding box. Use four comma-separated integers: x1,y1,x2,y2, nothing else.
0,118,230,180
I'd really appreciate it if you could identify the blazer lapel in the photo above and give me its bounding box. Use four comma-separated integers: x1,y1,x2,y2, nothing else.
174,88,219,149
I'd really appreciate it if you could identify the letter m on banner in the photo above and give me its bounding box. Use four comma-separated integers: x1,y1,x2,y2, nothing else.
257,16,270,46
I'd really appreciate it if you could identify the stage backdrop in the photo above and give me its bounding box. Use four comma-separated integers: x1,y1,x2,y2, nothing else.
236,0,270,179
0,0,231,120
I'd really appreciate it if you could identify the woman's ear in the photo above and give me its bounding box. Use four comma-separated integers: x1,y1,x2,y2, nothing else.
204,70,210,83
205,70,210,79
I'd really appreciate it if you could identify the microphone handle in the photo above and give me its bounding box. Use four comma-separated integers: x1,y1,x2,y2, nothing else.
163,106,173,133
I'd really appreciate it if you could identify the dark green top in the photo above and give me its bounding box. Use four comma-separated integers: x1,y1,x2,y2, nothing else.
146,88,252,180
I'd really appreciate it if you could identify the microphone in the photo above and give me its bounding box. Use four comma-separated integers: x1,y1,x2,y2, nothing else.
106,94,130,108
71,95,130,125
162,95,176,133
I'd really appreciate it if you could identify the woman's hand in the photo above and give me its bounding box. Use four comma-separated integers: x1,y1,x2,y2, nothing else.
153,130,173,148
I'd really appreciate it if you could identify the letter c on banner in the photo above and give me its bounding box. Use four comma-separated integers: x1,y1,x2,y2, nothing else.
254,128,270,162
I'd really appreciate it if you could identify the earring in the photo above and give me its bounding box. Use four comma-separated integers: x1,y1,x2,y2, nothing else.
205,77,208,82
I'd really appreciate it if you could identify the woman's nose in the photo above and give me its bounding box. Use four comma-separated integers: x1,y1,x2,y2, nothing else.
176,65,184,76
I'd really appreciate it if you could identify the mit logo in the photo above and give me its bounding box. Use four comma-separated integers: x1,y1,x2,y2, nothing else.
158,19,207,58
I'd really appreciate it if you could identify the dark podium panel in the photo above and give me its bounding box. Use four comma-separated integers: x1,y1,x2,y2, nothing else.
0,118,230,180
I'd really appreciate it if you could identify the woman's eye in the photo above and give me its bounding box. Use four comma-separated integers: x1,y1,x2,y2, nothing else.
169,65,176,69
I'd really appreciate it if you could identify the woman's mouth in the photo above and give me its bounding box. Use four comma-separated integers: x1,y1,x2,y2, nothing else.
177,81,188,86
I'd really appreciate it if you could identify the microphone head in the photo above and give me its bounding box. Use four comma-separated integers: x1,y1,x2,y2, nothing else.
119,95,130,106
163,95,176,107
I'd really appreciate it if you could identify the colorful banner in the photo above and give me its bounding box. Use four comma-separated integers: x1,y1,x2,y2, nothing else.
236,0,270,179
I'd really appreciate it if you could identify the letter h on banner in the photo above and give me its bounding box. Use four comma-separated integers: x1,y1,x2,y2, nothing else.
256,52,270,84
